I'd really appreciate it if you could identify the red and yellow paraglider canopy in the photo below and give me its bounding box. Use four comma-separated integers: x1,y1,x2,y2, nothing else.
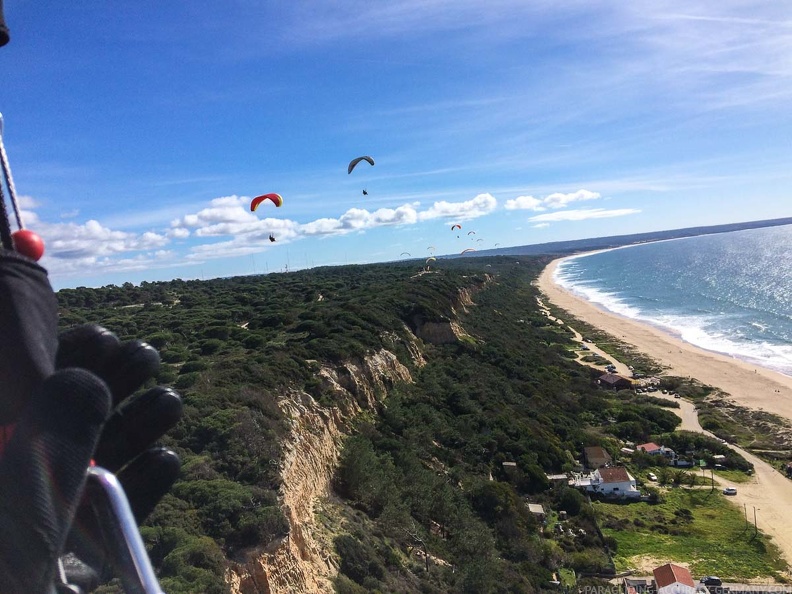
250,193,283,211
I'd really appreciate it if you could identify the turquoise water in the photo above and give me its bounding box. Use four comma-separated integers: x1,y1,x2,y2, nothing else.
554,224,792,377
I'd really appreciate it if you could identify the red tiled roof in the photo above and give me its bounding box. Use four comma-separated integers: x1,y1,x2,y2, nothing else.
598,467,631,483
653,563,694,589
637,442,661,452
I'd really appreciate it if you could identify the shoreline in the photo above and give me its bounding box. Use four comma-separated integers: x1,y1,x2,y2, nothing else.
537,256,792,570
537,257,792,425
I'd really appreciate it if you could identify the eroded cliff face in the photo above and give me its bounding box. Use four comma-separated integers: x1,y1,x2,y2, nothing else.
226,280,491,594
226,347,415,594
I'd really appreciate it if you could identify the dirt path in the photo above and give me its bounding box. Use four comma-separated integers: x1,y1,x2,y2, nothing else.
546,313,792,570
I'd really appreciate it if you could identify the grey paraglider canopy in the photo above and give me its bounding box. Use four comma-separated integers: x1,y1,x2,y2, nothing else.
347,156,375,174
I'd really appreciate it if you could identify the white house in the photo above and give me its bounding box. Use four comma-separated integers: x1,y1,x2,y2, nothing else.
653,563,696,594
586,467,640,498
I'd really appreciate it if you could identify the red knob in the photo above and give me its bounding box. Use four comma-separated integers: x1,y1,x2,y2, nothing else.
11,229,45,261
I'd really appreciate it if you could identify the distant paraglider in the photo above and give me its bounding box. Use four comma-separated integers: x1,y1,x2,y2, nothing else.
461,248,476,255
451,224,462,231
362,189,368,195
250,193,283,211
400,252,411,257
269,234,276,243
348,156,375,174
467,231,476,236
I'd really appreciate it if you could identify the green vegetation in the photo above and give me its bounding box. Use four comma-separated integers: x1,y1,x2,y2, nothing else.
56,256,784,591
597,488,788,580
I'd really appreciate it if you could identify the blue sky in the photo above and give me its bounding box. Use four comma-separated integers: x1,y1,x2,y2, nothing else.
1,1,790,289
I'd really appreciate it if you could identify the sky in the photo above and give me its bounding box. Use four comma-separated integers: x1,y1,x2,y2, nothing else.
0,1,790,289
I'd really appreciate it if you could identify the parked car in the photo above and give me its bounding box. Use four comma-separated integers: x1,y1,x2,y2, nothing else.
647,472,658,481
722,487,737,496
700,577,722,586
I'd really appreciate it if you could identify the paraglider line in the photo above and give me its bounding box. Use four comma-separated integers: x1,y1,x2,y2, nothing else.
0,114,24,230
0,178,13,250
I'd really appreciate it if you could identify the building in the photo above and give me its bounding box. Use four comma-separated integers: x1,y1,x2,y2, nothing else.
598,373,633,390
586,467,640,498
527,503,545,521
637,442,672,456
583,445,612,469
653,563,696,594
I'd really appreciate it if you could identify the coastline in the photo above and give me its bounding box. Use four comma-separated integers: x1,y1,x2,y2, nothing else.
537,257,792,423
537,256,792,570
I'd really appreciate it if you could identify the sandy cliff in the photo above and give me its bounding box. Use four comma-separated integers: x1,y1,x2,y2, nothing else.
227,283,487,593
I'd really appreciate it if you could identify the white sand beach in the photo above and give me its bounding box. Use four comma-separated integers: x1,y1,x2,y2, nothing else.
537,257,792,568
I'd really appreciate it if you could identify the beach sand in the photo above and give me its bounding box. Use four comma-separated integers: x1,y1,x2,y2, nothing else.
537,258,792,422
537,257,792,570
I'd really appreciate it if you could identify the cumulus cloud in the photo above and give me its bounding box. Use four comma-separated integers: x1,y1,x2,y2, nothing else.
417,193,497,221
528,208,641,222
301,204,420,236
504,195,543,211
172,195,254,229
543,190,600,208
505,189,600,211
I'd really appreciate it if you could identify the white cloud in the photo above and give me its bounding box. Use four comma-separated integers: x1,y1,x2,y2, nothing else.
528,208,641,222
532,223,550,228
543,189,600,208
505,189,600,211
40,220,168,261
504,195,543,211
417,193,497,221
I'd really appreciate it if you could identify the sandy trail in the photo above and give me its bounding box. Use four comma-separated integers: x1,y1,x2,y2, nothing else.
536,258,792,569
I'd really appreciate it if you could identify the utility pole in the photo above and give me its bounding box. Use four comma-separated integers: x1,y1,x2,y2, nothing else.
753,507,758,538
710,469,714,492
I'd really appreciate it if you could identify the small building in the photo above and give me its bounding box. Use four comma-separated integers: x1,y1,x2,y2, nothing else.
598,373,633,390
637,442,677,458
653,563,695,594
622,577,653,594
584,446,612,469
637,442,662,455
586,467,639,498
527,503,545,520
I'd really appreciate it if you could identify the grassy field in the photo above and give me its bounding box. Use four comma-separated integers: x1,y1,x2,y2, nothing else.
595,487,789,581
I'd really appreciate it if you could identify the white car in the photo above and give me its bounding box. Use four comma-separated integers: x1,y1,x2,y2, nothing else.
723,487,737,495
647,472,658,481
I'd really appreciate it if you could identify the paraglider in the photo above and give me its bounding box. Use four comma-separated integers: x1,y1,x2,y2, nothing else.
400,252,411,257
427,246,436,253
461,248,476,255
467,231,476,235
426,256,437,264
269,234,276,242
348,156,375,174
362,189,368,195
250,193,283,211
451,224,462,231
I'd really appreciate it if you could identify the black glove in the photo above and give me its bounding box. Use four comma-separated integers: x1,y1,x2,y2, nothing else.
0,250,182,593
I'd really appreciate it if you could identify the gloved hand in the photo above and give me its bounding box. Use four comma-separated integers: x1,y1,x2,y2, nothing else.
0,250,182,593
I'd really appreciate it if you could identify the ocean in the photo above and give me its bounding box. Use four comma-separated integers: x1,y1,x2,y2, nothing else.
554,224,792,377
